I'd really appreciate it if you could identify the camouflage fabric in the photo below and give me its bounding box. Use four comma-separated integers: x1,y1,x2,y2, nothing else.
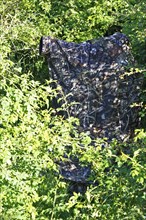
40,33,143,191
40,33,143,142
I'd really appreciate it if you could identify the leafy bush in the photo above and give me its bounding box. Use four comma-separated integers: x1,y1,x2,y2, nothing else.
0,0,146,219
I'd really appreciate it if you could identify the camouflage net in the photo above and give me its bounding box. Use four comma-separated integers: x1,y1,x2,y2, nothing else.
40,33,143,191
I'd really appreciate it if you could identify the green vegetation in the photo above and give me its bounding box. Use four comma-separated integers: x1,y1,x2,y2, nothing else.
0,0,146,219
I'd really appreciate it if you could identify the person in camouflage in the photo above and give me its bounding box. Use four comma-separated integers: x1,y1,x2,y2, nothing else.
40,33,143,193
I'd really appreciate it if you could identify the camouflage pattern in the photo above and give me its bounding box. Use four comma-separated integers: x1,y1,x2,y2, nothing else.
40,33,143,191
40,33,143,142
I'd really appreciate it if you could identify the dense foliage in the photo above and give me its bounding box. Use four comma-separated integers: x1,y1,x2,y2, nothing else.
0,0,146,219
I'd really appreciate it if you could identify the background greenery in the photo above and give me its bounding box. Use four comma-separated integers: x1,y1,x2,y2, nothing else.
0,0,146,219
